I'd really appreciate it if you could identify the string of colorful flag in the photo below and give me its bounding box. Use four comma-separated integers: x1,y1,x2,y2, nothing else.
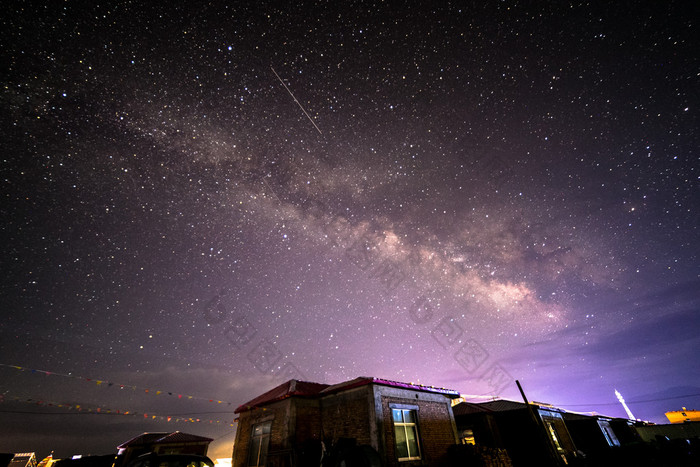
0,391,238,426
0,363,236,406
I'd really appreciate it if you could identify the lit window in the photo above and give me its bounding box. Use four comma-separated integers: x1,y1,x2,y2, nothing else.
392,408,421,461
546,421,563,452
459,429,475,445
248,421,271,467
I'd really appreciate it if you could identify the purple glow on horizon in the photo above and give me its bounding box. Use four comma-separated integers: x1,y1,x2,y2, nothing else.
1,1,698,460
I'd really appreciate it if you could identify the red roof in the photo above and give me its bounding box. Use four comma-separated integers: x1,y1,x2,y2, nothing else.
235,377,459,414
234,380,329,413
118,431,213,449
321,376,460,398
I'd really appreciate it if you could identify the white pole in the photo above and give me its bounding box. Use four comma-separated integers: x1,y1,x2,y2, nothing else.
615,389,636,420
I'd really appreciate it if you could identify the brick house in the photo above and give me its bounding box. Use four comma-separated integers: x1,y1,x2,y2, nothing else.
232,377,460,467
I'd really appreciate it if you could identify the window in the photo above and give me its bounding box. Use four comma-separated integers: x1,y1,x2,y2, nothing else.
599,421,621,447
392,408,421,461
546,421,563,452
459,429,475,445
247,421,271,467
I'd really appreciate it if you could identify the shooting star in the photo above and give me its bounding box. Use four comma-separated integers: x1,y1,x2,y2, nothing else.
271,66,323,135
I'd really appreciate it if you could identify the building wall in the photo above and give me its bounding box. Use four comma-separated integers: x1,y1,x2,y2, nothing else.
479,410,559,467
454,412,505,448
293,397,322,444
232,400,291,467
232,384,459,467
376,387,458,467
320,385,375,447
634,421,700,443
665,409,700,424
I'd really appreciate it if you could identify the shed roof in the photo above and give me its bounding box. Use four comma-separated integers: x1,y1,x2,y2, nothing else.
475,399,572,414
477,399,528,412
452,401,496,416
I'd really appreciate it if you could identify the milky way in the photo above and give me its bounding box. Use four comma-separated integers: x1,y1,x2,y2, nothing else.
1,1,698,459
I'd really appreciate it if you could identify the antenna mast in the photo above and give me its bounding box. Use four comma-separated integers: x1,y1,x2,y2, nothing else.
615,389,636,420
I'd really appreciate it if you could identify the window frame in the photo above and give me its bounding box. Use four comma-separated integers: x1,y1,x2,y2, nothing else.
247,419,272,467
390,404,422,462
459,428,476,445
545,420,564,452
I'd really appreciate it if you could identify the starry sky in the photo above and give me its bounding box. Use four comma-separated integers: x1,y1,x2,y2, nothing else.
1,0,698,460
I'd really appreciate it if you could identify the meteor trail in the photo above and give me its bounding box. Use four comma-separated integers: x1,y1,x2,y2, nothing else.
271,66,323,135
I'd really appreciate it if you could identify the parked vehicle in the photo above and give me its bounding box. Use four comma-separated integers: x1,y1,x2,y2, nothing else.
126,453,214,467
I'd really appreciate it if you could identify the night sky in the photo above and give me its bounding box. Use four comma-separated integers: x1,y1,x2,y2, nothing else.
1,0,698,460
